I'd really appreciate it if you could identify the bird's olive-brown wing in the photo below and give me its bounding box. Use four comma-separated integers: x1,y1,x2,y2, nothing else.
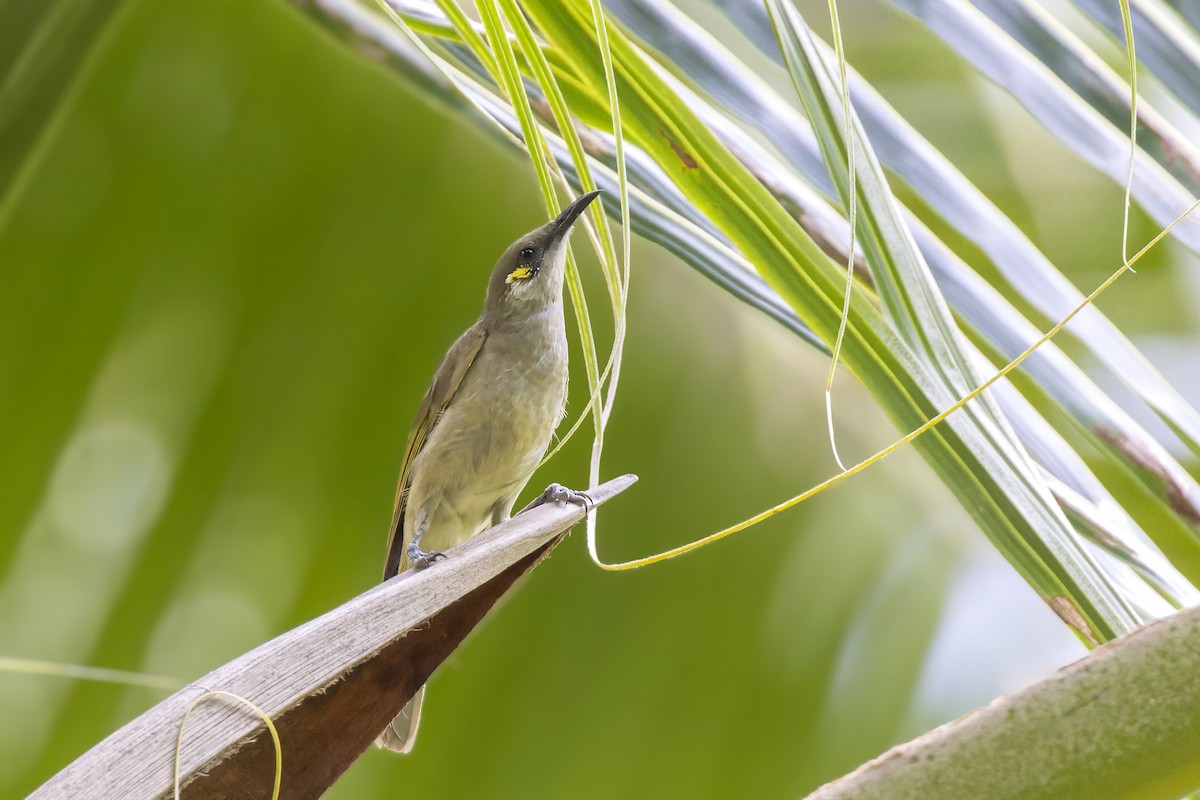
382,325,487,579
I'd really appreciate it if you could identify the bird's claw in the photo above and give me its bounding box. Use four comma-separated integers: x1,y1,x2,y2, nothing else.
537,483,594,513
407,544,446,571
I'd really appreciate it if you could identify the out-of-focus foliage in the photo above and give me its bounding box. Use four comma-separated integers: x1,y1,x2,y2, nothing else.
2,0,1197,797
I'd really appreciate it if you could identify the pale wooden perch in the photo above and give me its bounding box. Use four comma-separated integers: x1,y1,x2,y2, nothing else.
31,474,637,800
805,602,1200,800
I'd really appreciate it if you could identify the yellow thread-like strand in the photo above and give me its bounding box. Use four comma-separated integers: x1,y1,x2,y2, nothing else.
174,689,282,800
591,197,1200,571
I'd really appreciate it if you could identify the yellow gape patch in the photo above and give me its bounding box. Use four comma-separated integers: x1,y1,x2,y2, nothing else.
505,265,536,284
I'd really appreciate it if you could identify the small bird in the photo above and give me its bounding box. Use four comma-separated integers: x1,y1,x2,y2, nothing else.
376,190,601,753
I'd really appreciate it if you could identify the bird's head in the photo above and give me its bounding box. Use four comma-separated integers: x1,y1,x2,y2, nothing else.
485,190,601,320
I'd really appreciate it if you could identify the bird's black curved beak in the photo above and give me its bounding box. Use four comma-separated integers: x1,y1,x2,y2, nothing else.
550,190,602,237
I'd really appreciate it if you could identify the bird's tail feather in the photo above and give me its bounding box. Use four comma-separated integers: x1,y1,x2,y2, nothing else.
375,684,425,754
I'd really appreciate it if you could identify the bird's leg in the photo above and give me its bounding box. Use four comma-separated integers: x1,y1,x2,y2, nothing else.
519,483,594,514
406,512,446,570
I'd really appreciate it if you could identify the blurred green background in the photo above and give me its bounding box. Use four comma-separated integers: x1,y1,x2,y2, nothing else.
3,0,1197,797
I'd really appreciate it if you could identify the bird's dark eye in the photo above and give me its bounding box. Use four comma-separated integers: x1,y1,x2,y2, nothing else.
520,247,536,261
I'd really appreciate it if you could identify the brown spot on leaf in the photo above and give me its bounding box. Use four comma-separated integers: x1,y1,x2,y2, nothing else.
661,130,698,170
1094,427,1200,528
1047,595,1101,647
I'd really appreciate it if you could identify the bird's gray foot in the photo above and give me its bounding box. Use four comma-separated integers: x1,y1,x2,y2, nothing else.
407,542,446,570
522,483,594,514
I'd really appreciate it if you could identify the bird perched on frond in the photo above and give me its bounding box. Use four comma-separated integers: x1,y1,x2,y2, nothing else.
376,190,601,753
